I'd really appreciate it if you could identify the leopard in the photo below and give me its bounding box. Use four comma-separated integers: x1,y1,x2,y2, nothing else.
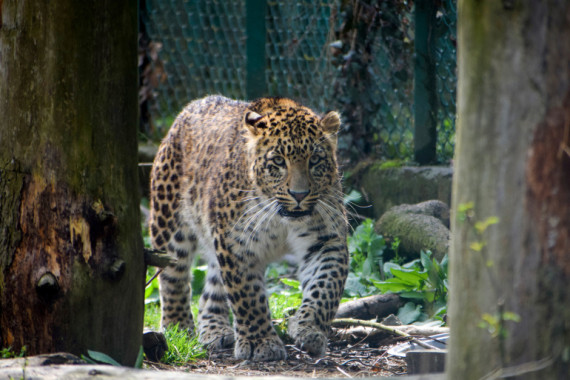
149,95,349,362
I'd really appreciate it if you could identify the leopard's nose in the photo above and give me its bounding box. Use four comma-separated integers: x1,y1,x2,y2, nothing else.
288,189,309,203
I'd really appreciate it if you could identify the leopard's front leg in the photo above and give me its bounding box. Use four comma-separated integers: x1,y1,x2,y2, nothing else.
215,235,287,362
288,236,349,357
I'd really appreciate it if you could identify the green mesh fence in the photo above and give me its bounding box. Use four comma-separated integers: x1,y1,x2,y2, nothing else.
435,0,457,161
140,0,457,163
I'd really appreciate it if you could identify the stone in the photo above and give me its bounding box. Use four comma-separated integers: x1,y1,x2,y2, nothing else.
356,164,453,219
375,201,450,260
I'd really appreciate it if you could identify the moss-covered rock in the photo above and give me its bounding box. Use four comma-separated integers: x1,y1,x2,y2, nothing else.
375,200,450,260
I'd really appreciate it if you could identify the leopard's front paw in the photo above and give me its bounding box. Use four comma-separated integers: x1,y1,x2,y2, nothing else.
294,328,327,358
234,336,287,361
199,326,235,351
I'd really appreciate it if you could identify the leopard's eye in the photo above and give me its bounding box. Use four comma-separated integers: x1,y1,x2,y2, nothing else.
272,156,286,167
309,154,322,166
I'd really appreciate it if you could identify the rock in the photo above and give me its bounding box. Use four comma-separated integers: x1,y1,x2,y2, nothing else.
143,330,168,362
355,164,453,219
375,201,450,260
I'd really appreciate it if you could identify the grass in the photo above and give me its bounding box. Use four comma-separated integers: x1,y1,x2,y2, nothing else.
144,302,206,364
161,325,207,365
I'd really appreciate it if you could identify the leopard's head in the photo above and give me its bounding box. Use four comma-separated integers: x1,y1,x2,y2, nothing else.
243,98,341,219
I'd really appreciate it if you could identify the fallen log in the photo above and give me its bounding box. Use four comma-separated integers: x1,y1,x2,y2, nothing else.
335,293,403,320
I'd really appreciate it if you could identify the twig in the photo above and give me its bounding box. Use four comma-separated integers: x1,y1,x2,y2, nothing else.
145,268,162,287
336,366,353,378
332,318,441,350
144,248,176,268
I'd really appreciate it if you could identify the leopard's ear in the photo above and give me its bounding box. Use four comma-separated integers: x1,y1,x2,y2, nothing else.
244,111,266,136
321,111,341,135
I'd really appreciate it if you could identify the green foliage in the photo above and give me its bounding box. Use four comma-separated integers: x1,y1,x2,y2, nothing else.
82,350,122,366
478,311,521,339
145,265,206,305
0,346,26,359
373,251,449,321
144,302,162,330
397,302,426,325
266,262,303,319
456,201,474,222
343,189,363,205
161,324,207,365
145,267,160,304
345,219,387,297
374,159,404,170
82,348,145,368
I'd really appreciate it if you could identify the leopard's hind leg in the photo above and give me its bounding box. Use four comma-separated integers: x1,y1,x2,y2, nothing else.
149,143,196,331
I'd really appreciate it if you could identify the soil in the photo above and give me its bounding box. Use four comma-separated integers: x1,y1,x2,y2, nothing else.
143,330,409,378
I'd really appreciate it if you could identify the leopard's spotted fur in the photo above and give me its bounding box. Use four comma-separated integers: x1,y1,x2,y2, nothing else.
149,95,348,361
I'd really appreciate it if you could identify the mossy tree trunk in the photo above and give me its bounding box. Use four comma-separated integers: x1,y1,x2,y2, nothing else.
0,0,143,365
448,1,570,379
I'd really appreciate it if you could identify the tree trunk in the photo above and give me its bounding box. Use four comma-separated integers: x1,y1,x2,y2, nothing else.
0,0,143,366
448,1,570,379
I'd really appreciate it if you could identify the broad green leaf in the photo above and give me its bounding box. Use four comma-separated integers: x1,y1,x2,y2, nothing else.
134,346,144,369
343,189,362,205
390,267,428,285
402,258,421,270
343,273,371,297
280,278,300,289
399,291,426,299
371,278,414,293
397,302,423,324
420,251,432,271
87,350,122,366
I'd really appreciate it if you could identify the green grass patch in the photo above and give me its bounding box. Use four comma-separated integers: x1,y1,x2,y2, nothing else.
144,302,162,330
161,324,207,365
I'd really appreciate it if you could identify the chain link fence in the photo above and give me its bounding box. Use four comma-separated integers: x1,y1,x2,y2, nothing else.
140,0,456,164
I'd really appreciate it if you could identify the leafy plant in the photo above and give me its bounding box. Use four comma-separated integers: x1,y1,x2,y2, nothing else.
373,251,449,320
268,278,303,319
344,219,387,297
0,346,26,359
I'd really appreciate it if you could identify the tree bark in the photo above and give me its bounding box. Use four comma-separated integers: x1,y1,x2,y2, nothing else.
448,1,570,379
0,0,143,365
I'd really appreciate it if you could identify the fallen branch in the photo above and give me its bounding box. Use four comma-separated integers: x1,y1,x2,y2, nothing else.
144,248,175,268
332,318,448,350
335,294,402,320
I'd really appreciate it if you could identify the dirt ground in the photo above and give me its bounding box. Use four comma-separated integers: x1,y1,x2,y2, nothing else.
144,331,410,378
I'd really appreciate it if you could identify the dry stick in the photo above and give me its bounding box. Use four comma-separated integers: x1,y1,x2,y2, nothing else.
145,268,162,288
332,318,440,350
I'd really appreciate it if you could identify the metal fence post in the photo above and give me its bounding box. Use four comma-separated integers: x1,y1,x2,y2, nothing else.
414,0,438,164
246,0,267,100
